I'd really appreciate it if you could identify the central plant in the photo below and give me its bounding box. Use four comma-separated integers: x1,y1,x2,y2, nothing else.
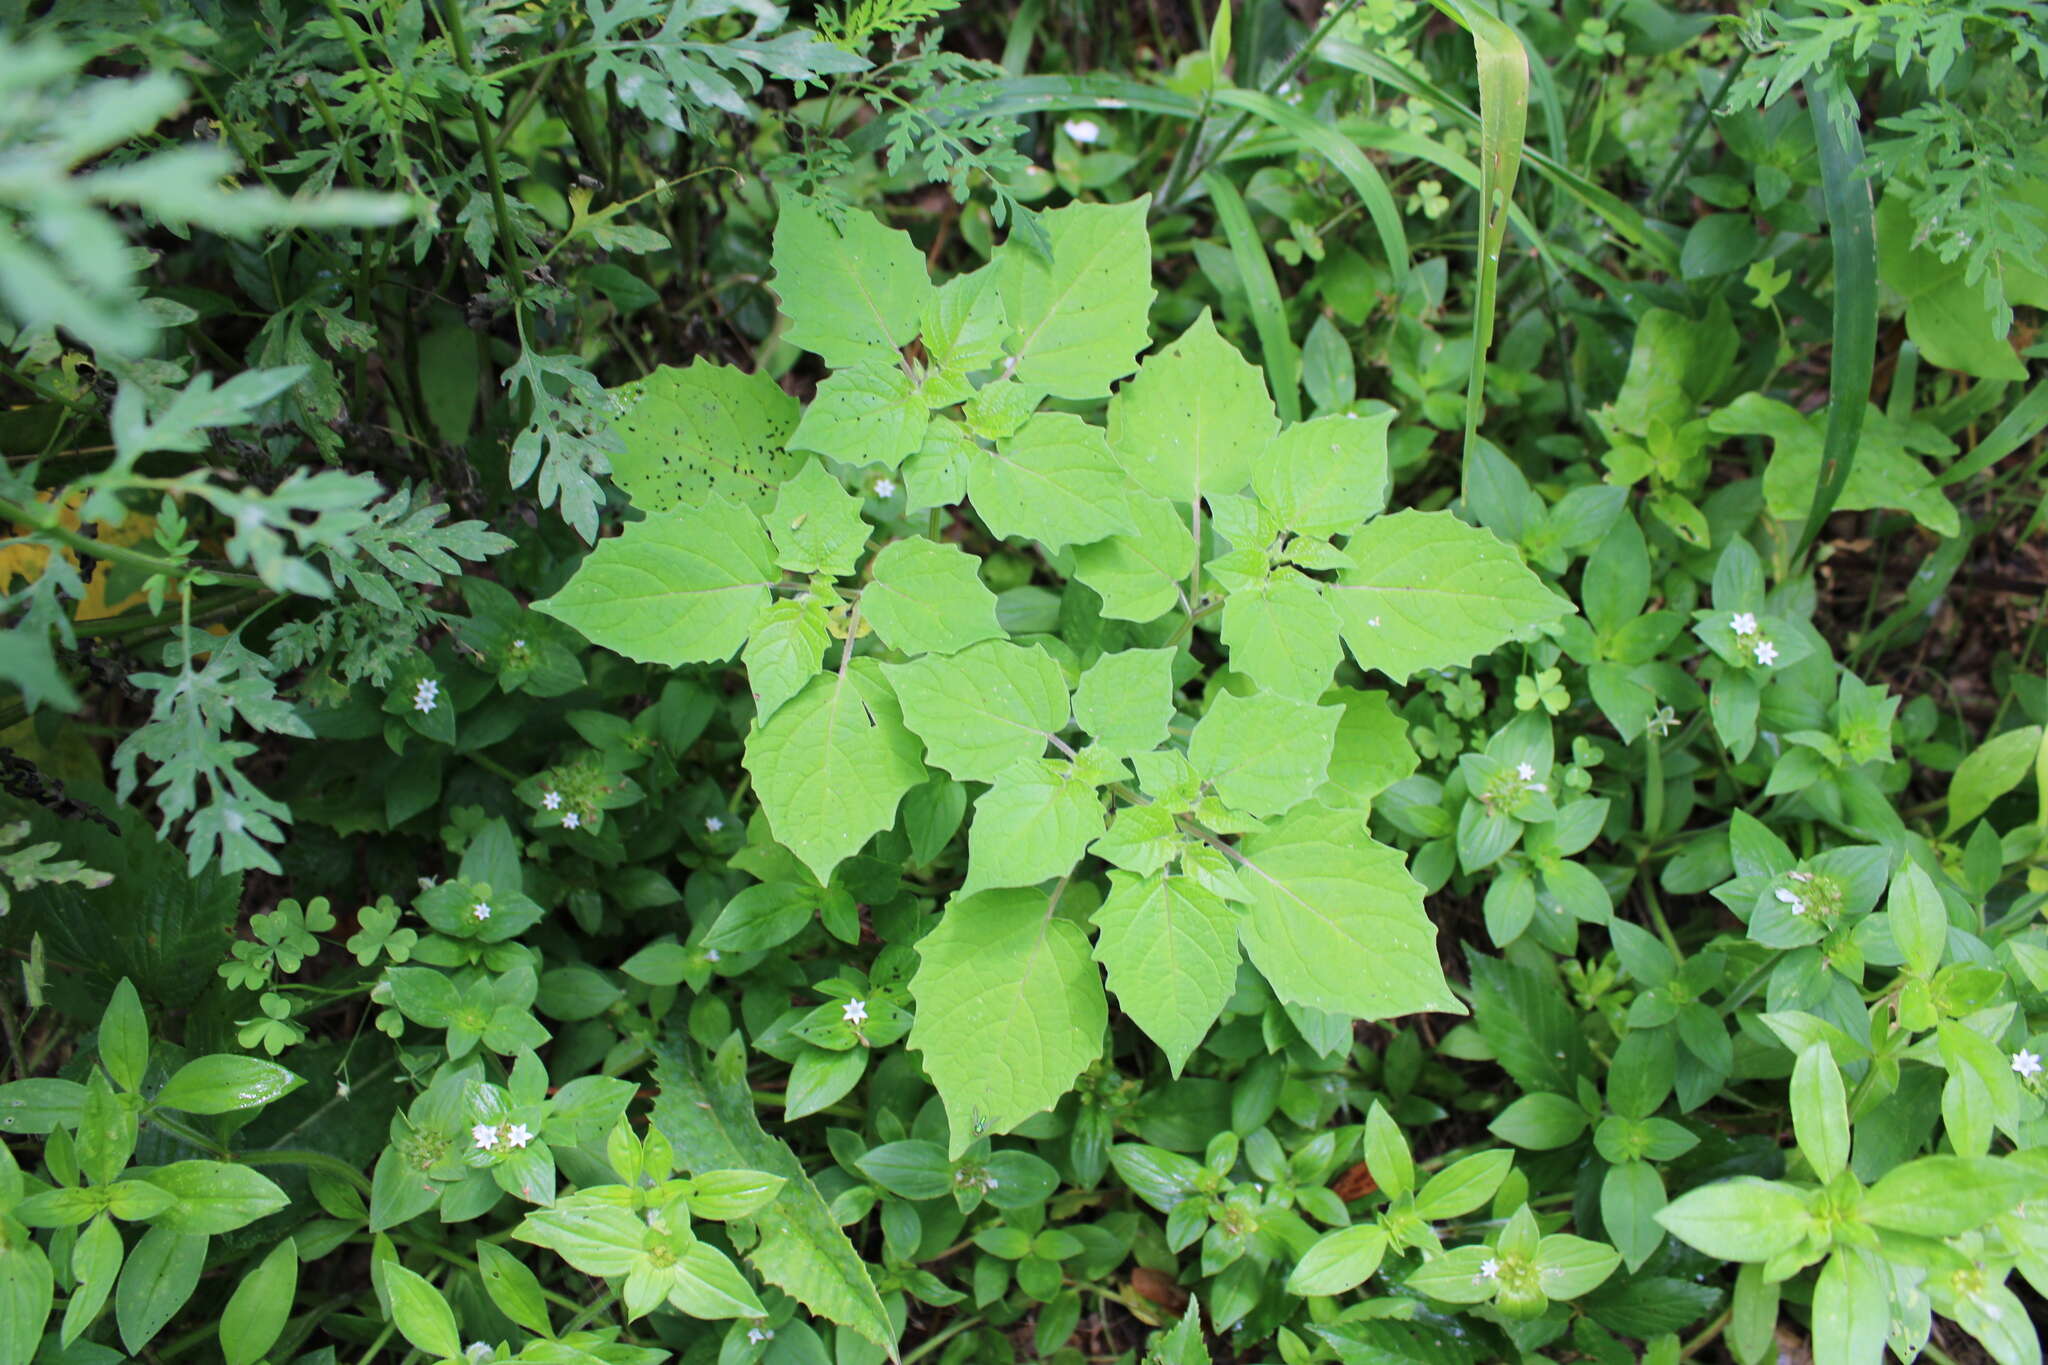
536,193,1569,1151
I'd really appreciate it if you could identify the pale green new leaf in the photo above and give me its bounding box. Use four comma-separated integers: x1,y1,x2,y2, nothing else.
886,640,1069,782
771,193,932,367
1254,411,1393,536
608,361,801,513
766,460,871,577
1092,869,1239,1075
537,497,777,666
995,196,1155,399
1073,647,1177,756
1328,510,1570,681
1188,690,1340,818
1108,309,1278,505
744,598,832,723
744,661,926,882
787,363,929,470
863,538,1003,657
1238,806,1460,1019
971,413,1131,550
960,761,1104,898
921,265,1008,377
1219,569,1343,703
1071,494,1194,623
909,889,1108,1156
1319,688,1419,810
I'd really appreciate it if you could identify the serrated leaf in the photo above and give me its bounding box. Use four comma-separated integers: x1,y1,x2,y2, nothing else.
788,363,929,469
922,264,1008,376
1219,569,1343,702
1256,411,1393,536
1071,494,1193,623
1238,806,1461,1019
1328,510,1570,681
766,459,871,577
885,640,1069,782
654,1035,896,1353
909,888,1108,1157
863,539,1003,657
772,193,932,368
1108,309,1277,505
1188,689,1340,818
536,497,777,666
971,413,1131,550
1073,646,1177,756
1092,869,1239,1076
744,661,926,882
1319,688,1419,809
607,361,800,513
744,598,832,722
995,197,1155,399
960,760,1104,898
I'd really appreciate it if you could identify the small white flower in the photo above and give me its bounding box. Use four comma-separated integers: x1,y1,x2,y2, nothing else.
473,902,491,921
747,1328,774,1344
1477,1257,1501,1282
843,998,868,1026
1753,639,1779,667
541,790,562,811
1775,887,1807,915
705,815,725,833
413,677,440,713
1061,118,1101,144
336,1081,351,1100
2013,1049,2043,1080
562,811,581,830
504,1123,533,1149
472,1123,500,1150
705,948,722,963
985,1176,999,1190
1516,762,1537,782
512,638,526,649
872,477,897,498
1730,611,1758,636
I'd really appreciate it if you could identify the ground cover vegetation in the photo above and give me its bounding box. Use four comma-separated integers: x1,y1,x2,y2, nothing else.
1,0,2046,1362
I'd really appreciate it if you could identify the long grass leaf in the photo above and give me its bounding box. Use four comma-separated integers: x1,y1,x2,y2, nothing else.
1202,168,1302,423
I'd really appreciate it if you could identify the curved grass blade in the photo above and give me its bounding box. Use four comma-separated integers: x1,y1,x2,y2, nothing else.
1202,169,1301,423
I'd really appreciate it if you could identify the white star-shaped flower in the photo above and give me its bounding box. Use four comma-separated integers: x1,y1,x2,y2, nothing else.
512,638,526,649
746,1328,774,1344
473,902,491,921
472,1123,500,1150
872,477,896,498
843,998,868,1026
1477,1257,1500,1281
413,678,440,713
1730,611,1757,635
1775,887,1806,915
1061,118,1101,144
562,811,580,830
705,815,724,832
705,948,722,963
2013,1049,2043,1080
504,1123,533,1149
541,790,562,811
1516,762,1537,782
1753,640,1779,666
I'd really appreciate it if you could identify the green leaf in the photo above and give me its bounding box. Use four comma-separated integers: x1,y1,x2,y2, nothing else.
1329,510,1570,680
62,1213,122,1345
961,761,1104,898
144,1161,289,1234
220,1239,298,1365
1858,1155,2047,1237
1319,688,1419,809
1790,1043,1849,1182
654,1035,896,1352
385,1261,463,1360
1073,646,1177,757
152,1055,303,1115
909,888,1108,1157
772,193,932,368
1944,725,2042,834
1091,869,1240,1076
788,363,928,469
1886,860,1948,978
765,459,871,577
1254,412,1392,537
1219,570,1343,703
1810,1251,1887,1365
886,639,1069,782
607,361,800,514
668,1242,766,1319
1188,690,1339,818
1709,394,1959,539
476,1241,553,1339
971,413,1132,551
0,1237,52,1365
1600,1161,1666,1272
1533,1234,1620,1301
995,196,1155,399
1108,309,1277,505
1237,806,1460,1019
1654,1178,1811,1261
1287,1224,1389,1297
862,539,1003,657
744,597,832,723
1413,1149,1514,1219
115,1227,206,1355
1070,494,1195,622
98,979,147,1092
744,662,927,883
1365,1102,1413,1200
537,496,778,666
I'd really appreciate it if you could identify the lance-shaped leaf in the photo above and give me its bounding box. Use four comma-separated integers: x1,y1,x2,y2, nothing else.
1237,806,1461,1019
608,361,800,513
771,193,932,368
744,661,926,883
1092,869,1239,1076
1188,690,1340,818
971,413,1131,551
1328,509,1570,681
1108,309,1278,506
885,640,1068,782
995,196,1154,399
537,496,777,666
960,760,1105,898
1219,569,1343,702
909,888,1108,1157
862,538,1003,657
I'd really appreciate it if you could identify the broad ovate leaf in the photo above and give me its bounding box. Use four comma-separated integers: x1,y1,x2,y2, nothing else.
971,413,1131,551
995,196,1155,399
885,639,1069,783
1073,646,1177,756
766,459,871,577
1070,494,1194,623
607,360,800,513
862,538,1003,657
960,760,1105,898
1328,509,1570,681
1091,869,1239,1076
1108,308,1278,505
1254,410,1393,536
1188,689,1340,818
1219,569,1343,703
536,495,777,667
743,660,926,883
909,888,1108,1157
771,193,932,368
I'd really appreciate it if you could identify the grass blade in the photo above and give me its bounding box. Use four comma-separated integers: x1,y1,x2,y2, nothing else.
1202,168,1302,423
